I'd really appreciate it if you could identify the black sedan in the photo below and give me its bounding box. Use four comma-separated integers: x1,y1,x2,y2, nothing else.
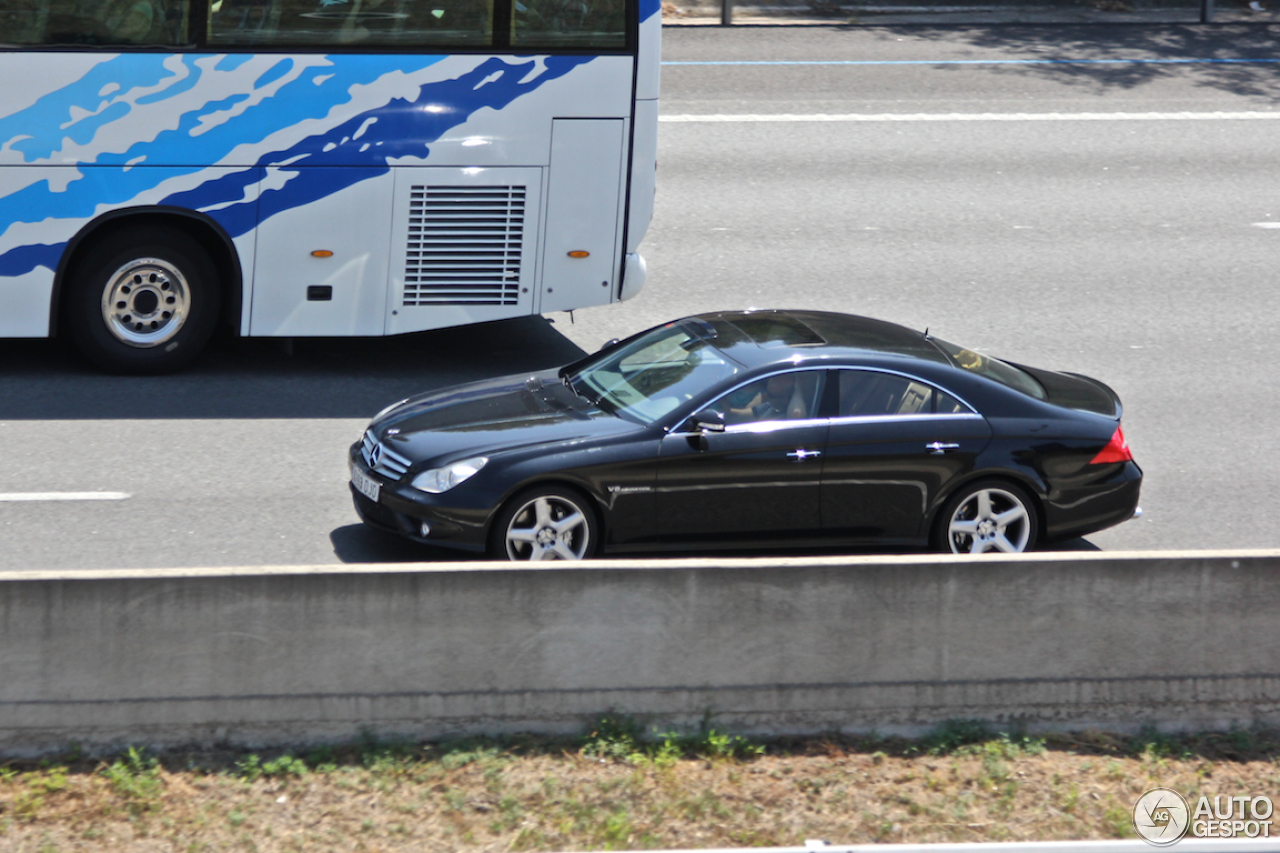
349,310,1141,559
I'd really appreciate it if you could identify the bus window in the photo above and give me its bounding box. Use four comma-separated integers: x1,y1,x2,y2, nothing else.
207,0,493,46
6,0,191,45
511,0,624,48
0,0,47,44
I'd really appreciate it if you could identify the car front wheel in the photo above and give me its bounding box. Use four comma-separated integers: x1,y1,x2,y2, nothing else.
490,487,598,561
936,481,1038,554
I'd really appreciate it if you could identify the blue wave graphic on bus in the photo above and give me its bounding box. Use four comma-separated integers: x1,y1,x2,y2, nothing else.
0,53,592,277
0,53,442,166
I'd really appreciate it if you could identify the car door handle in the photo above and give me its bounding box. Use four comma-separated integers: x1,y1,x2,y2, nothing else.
787,449,822,461
925,442,961,455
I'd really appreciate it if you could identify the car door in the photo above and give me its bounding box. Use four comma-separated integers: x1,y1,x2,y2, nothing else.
821,369,992,542
651,369,828,545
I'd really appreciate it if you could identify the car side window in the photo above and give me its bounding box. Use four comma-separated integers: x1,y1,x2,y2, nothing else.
837,370,970,417
935,389,969,414
711,371,825,426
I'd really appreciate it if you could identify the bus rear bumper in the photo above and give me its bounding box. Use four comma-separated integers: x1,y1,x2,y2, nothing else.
620,252,646,301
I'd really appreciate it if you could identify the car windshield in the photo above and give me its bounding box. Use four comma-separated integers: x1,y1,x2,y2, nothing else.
929,337,1047,400
568,321,741,424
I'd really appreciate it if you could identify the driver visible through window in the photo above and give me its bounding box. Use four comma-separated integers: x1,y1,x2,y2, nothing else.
717,371,824,426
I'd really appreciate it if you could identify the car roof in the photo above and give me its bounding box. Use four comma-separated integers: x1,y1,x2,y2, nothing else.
692,309,950,368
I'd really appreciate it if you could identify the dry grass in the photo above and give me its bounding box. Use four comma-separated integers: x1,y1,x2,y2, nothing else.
2,722,1279,852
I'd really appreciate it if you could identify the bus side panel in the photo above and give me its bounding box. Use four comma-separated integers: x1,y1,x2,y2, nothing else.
0,165,259,336
0,169,62,337
385,166,543,336
368,55,634,170
0,269,53,338
539,119,625,315
249,169,393,337
0,53,631,172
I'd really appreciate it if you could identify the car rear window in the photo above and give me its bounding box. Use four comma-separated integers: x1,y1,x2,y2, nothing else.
928,338,1047,400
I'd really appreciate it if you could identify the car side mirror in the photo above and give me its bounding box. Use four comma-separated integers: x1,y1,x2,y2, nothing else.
692,409,726,433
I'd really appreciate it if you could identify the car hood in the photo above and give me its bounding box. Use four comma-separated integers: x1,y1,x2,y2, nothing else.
1018,365,1123,419
370,369,641,463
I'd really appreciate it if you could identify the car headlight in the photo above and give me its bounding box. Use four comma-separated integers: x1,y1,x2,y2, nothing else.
410,456,488,494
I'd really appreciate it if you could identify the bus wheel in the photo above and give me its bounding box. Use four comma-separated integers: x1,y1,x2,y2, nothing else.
64,226,221,374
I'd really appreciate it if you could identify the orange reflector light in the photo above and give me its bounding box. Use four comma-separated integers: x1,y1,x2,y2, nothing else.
567,250,590,258
311,250,334,258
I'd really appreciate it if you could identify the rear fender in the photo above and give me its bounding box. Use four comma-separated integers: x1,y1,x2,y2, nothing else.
924,466,1049,543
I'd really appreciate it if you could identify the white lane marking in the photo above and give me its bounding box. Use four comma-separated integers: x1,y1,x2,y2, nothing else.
1252,222,1280,229
0,492,131,502
661,111,1280,122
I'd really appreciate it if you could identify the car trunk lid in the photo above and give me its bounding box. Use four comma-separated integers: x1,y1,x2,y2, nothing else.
1018,365,1123,419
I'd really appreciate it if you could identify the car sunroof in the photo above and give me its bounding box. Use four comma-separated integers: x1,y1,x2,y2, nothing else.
726,315,826,348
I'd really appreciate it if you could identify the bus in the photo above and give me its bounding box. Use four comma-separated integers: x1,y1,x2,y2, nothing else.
0,0,659,372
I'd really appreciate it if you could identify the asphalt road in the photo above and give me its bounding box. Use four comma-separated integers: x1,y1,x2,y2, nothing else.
3,23,1279,570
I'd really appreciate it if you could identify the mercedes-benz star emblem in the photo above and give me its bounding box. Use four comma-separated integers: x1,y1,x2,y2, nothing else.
369,442,383,468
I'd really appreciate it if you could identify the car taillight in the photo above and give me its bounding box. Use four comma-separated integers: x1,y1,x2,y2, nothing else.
1090,425,1133,464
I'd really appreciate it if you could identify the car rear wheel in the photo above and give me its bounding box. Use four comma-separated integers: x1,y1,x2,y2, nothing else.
63,225,221,374
490,487,597,561
937,480,1038,554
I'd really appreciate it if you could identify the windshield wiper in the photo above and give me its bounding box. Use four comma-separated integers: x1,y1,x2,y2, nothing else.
567,374,623,416
562,371,589,400
564,373,594,402
592,393,619,416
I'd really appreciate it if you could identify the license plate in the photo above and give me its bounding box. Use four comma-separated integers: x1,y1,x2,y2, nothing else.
351,464,381,503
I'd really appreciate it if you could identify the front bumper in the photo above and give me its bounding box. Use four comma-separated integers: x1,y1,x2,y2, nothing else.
348,444,496,552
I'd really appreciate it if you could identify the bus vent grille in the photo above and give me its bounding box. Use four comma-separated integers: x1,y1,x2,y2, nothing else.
403,185,526,306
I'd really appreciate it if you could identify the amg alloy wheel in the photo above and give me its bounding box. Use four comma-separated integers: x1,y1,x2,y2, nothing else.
493,487,596,561
939,481,1038,554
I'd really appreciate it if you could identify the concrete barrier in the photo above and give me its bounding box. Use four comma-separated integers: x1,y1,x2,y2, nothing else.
2,550,1279,756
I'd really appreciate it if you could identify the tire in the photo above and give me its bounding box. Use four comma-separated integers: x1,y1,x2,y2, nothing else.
488,486,599,561
935,480,1038,555
62,225,221,374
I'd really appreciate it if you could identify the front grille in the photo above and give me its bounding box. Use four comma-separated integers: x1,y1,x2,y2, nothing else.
402,185,526,306
361,431,411,481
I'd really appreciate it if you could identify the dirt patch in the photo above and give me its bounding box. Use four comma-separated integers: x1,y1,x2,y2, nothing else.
2,724,1277,851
